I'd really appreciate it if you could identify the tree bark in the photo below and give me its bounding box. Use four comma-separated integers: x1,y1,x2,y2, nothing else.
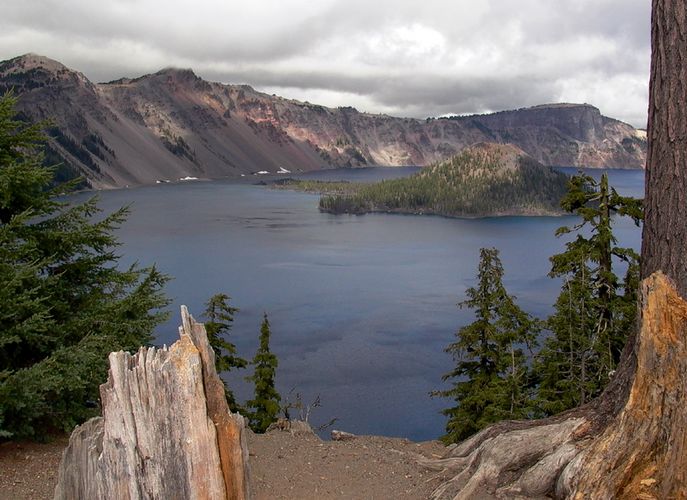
425,2,687,497
641,0,687,296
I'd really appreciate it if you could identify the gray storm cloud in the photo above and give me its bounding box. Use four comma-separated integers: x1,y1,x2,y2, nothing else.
0,0,650,127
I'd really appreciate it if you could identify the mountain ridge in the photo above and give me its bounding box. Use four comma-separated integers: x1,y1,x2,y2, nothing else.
0,54,647,189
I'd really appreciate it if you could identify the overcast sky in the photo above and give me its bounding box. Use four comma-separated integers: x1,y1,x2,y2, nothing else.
1,0,650,127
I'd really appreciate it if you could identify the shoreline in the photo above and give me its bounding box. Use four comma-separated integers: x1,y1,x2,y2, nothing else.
72,164,643,194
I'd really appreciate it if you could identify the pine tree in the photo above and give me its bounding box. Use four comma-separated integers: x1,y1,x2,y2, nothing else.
203,293,247,413
436,248,539,443
535,261,598,414
535,173,642,414
0,92,168,439
245,313,281,433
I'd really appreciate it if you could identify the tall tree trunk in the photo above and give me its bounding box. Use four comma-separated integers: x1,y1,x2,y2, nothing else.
641,0,687,295
566,2,687,496
425,2,687,497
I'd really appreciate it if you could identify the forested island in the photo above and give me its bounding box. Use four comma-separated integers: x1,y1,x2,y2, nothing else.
276,143,570,217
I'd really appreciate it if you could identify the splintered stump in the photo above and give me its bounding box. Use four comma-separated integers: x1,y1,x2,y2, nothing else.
54,306,251,500
568,272,687,498
426,272,687,499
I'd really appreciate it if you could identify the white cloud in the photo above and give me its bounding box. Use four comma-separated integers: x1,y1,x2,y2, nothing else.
0,0,650,127
363,24,447,66
558,72,649,128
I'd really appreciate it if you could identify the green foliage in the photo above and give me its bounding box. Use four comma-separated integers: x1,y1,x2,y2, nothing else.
435,248,540,443
161,133,194,160
203,293,247,413
317,149,569,217
47,127,100,173
245,313,281,433
534,173,642,415
0,92,169,439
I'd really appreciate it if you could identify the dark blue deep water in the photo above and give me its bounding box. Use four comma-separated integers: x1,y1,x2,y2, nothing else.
75,167,644,441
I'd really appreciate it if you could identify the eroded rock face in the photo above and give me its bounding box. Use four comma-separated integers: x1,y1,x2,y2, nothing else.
465,104,646,168
53,306,250,500
0,54,646,189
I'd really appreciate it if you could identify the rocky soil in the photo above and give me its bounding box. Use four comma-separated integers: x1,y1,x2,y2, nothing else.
0,426,451,500
0,436,68,500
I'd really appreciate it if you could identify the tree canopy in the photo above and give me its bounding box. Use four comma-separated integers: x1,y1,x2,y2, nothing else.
203,293,247,413
535,173,642,414
436,248,539,443
0,92,168,439
245,313,281,433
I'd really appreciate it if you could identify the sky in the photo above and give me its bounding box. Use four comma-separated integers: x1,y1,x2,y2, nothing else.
1,0,650,128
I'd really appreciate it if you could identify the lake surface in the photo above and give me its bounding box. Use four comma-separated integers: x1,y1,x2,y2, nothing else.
78,166,644,441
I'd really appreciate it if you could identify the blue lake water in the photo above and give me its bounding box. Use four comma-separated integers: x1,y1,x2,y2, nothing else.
76,166,644,441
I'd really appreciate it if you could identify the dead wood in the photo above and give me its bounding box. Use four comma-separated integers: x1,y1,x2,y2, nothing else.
54,306,250,500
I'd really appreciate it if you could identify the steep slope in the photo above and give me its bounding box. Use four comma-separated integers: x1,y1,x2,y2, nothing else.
0,54,646,189
316,142,570,217
0,54,123,186
0,54,325,188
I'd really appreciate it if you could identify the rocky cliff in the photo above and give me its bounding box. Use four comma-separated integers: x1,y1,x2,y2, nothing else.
0,54,647,189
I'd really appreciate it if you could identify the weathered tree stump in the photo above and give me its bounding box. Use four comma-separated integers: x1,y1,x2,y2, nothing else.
424,272,687,498
54,306,251,500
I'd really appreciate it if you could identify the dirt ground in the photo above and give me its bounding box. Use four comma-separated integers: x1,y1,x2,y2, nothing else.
0,436,69,500
0,427,449,499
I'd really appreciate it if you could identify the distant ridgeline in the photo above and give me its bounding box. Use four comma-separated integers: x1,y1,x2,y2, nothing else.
0,54,645,189
281,143,570,218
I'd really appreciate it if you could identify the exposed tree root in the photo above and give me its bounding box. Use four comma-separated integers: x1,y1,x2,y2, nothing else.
422,417,589,499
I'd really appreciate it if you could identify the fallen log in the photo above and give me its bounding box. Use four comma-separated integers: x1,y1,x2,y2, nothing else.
54,306,250,500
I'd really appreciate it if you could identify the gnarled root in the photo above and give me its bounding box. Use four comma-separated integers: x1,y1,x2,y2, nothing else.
423,417,590,499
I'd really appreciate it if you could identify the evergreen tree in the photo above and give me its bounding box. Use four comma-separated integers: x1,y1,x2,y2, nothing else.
535,261,598,414
535,173,642,414
203,293,247,413
245,313,281,433
0,92,168,439
436,248,539,443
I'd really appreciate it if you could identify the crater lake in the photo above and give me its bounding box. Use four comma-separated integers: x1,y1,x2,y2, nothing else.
73,167,643,441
